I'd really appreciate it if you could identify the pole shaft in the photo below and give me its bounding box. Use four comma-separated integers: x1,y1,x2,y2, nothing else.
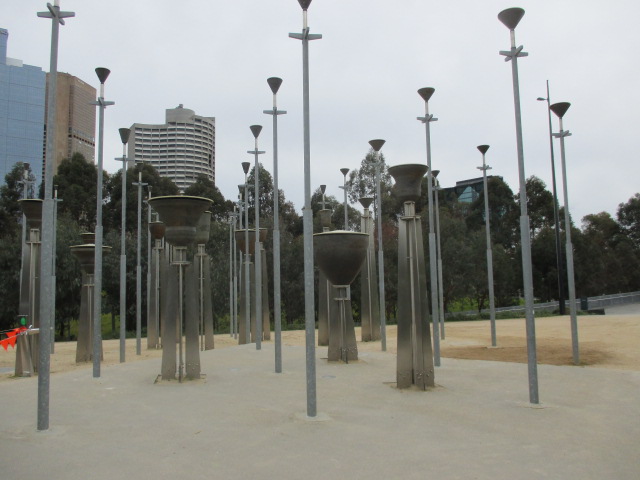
423,109,440,366
120,152,127,362
545,82,566,315
509,43,539,404
557,119,579,364
272,107,283,373
375,162,386,351
302,28,317,418
136,174,142,355
482,160,497,346
254,141,262,350
93,93,105,379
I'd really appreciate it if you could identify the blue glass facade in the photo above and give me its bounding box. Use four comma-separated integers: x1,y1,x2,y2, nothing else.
0,28,46,188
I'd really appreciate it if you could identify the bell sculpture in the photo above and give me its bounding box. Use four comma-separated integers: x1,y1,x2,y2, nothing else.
148,195,212,382
70,234,111,363
314,231,369,363
15,199,42,376
389,164,435,389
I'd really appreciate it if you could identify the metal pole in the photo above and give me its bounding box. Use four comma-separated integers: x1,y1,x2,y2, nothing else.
248,126,265,350
340,168,350,230
146,187,152,348
242,167,251,344
433,173,445,340
477,146,497,346
538,82,566,315
51,184,60,353
92,70,114,377
229,216,234,336
368,140,387,351
498,7,539,404
550,102,579,365
117,128,130,362
417,87,441,366
36,0,74,432
290,2,321,417
264,78,286,373
133,170,147,356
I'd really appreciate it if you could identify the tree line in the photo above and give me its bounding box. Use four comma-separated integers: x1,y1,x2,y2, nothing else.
1,149,640,335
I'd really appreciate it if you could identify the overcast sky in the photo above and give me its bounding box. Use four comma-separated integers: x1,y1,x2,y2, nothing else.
3,0,639,225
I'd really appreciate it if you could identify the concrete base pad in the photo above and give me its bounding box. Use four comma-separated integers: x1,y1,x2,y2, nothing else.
1,342,638,480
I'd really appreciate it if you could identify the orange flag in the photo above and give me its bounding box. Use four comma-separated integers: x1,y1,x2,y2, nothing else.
0,328,25,351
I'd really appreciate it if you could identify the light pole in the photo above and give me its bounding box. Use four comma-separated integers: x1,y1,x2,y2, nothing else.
132,166,148,356
339,168,350,230
369,139,387,351
477,146,497,347
248,125,265,350
263,77,287,373
116,127,130,362
36,0,74,431
416,86,441,366
91,67,115,379
289,0,322,418
242,162,251,344
537,82,566,315
228,213,236,338
550,101,579,365
432,170,445,340
498,7,539,404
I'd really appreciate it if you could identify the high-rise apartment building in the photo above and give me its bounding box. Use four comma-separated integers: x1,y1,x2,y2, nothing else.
0,28,46,187
128,105,215,192
44,72,96,175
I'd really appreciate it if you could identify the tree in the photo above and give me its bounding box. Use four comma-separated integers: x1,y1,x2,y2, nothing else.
521,176,555,235
617,193,640,249
0,162,36,237
466,176,518,250
54,153,100,232
183,174,233,221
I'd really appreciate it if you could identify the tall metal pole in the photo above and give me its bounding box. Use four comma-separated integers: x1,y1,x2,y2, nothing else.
477,146,497,347
498,7,539,404
51,184,61,353
228,214,235,337
416,87,441,366
264,77,286,373
538,82,566,315
290,0,321,418
146,186,152,347
91,68,115,378
117,128,130,362
36,0,74,432
368,139,387,351
550,101,579,365
248,125,265,350
242,164,251,344
339,168,350,230
133,169,147,356
432,170,445,340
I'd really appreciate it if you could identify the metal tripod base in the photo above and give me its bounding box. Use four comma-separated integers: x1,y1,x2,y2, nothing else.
327,285,358,363
317,270,332,346
238,258,255,344
396,202,435,389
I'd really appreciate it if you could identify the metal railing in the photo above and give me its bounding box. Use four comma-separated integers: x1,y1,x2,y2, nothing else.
447,291,640,318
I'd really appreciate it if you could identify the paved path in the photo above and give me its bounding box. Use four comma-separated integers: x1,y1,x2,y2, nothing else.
1,343,638,479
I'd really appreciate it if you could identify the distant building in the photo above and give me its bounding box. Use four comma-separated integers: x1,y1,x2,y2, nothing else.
0,28,46,187
443,176,501,203
128,105,215,192
44,72,96,175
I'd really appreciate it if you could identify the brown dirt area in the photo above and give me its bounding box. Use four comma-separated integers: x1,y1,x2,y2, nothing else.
1,314,638,382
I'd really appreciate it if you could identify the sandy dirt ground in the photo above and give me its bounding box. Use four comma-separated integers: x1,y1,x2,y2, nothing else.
1,314,638,381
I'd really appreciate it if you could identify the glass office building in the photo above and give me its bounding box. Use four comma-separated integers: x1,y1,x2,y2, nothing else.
0,28,46,188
